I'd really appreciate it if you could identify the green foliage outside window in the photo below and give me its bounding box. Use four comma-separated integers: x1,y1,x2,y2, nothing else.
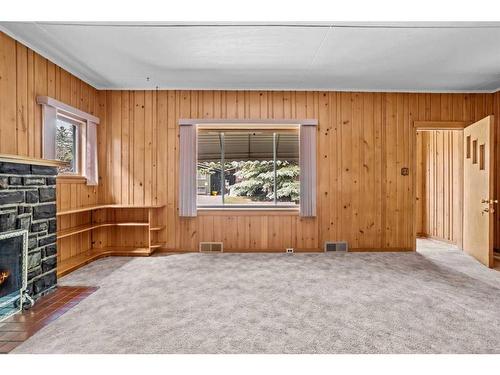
198,160,300,203
56,120,76,173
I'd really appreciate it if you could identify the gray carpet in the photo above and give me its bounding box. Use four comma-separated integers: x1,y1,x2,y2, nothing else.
12,239,500,353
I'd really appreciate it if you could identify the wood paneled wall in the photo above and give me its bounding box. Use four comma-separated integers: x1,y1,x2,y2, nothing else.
2,31,500,253
0,32,99,261
0,33,99,158
98,90,494,251
416,130,463,245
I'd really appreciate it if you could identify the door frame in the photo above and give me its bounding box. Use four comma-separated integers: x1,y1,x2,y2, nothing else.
412,120,471,251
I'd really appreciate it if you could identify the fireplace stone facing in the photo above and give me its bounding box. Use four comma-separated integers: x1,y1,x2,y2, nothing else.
0,161,57,300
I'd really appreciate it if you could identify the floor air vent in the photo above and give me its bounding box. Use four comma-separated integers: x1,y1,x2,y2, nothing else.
324,241,348,252
199,242,223,253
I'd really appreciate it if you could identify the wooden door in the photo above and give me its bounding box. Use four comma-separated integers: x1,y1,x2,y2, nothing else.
463,115,495,267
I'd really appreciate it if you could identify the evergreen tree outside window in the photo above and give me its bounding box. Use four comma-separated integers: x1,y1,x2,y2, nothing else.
55,118,78,174
197,129,299,208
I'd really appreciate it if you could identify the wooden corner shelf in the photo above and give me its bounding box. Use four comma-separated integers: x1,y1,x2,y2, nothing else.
57,204,165,216
57,222,149,239
150,226,165,231
150,243,165,249
57,247,153,277
56,204,166,276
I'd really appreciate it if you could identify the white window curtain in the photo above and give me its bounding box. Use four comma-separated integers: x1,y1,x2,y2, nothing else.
85,121,98,186
299,124,317,217
41,105,58,160
38,96,100,186
179,124,197,217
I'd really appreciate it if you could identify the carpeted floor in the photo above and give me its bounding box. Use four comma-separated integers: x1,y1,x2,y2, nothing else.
12,239,500,354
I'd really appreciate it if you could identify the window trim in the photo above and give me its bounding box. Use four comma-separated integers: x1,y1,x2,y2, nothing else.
180,119,317,126
55,114,84,176
197,207,300,214
179,119,317,217
38,96,100,186
38,96,100,124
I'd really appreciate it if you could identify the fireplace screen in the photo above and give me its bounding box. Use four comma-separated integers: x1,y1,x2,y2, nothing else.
0,230,27,321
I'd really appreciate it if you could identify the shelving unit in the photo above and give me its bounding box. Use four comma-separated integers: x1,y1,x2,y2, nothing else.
56,204,166,216
56,204,165,277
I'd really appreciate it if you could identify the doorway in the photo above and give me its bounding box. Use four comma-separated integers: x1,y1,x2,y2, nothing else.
416,128,464,249
414,117,497,269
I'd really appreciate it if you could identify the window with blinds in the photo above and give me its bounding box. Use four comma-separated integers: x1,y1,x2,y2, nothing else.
197,129,300,208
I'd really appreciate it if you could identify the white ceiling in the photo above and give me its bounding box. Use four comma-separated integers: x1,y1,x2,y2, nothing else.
1,22,500,92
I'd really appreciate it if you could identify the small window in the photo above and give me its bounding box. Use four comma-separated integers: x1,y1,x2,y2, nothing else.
55,117,80,174
197,128,299,208
472,139,478,164
466,135,471,159
39,96,100,185
479,144,485,170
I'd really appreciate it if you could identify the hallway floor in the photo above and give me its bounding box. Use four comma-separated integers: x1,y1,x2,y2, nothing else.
417,238,500,274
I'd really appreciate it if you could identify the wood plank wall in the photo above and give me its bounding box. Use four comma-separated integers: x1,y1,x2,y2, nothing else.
98,90,495,251
416,130,463,246
0,32,99,262
2,32,500,253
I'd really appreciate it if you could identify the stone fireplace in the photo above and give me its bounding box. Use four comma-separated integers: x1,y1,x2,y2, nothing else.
0,159,58,314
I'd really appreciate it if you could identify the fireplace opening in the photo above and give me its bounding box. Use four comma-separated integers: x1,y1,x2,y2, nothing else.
0,270,11,293
0,270,10,286
0,236,23,297
0,230,28,321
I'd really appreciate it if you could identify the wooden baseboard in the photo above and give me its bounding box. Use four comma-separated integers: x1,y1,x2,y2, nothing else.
155,247,414,253
59,246,416,277
155,248,320,253
348,247,414,253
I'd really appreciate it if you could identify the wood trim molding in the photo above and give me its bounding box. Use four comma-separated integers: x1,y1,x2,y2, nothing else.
57,204,166,216
36,96,100,124
413,120,470,130
0,153,66,167
197,208,299,216
179,118,318,126
56,175,88,184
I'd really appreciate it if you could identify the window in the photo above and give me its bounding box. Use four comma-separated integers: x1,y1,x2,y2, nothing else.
55,116,81,174
38,96,100,186
197,129,300,208
466,135,471,158
479,144,485,170
179,120,316,217
472,139,478,164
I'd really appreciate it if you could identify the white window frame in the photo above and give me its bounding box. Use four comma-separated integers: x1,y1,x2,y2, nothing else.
37,96,100,186
55,113,84,175
196,127,300,209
